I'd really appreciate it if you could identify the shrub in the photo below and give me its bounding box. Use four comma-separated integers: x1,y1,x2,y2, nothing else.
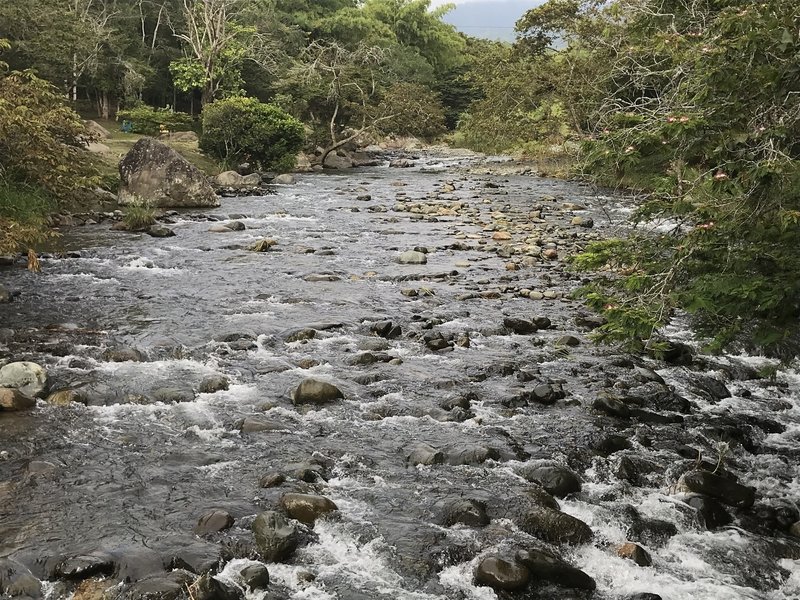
200,97,305,172
122,199,157,231
117,105,195,136
0,181,57,254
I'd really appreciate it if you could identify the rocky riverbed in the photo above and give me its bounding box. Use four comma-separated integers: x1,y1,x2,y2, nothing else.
2,152,800,600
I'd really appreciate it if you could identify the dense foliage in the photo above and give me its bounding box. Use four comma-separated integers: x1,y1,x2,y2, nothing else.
200,97,305,172
116,105,194,135
491,0,800,357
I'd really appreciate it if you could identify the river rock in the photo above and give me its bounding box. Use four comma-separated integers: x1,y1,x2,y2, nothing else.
215,171,261,189
194,509,235,535
678,470,756,508
103,347,145,362
593,393,631,418
197,376,229,394
123,570,193,600
518,463,581,498
617,542,652,566
53,553,114,579
279,493,338,525
252,511,300,562
0,559,43,598
0,362,48,397
190,572,243,600
118,138,219,208
46,389,88,407
517,507,594,545
241,416,287,433
682,494,732,529
171,543,223,575
515,548,596,590
0,387,36,411
474,556,530,592
398,250,427,265
291,378,344,405
273,174,295,185
151,386,195,404
146,225,175,238
441,499,490,527
407,443,444,466
0,284,10,303
238,563,269,589
504,318,537,334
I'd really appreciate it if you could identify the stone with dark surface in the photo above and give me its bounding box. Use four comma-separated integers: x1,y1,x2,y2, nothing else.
252,511,300,562
504,318,538,335
518,463,581,498
194,509,235,535
682,494,732,529
0,559,43,598
291,379,343,405
118,138,219,208
474,556,530,592
408,443,444,466
678,470,756,509
441,499,490,527
517,507,594,545
516,548,596,590
238,563,269,589
279,493,338,525
198,376,229,394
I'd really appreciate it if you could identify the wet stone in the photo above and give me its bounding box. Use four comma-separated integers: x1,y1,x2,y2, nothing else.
683,494,732,529
238,563,269,589
593,393,631,419
170,543,223,574
0,388,36,411
678,470,756,509
517,507,594,545
398,250,427,265
197,375,229,394
515,548,596,590
151,386,195,404
259,472,286,488
617,542,652,567
291,378,343,405
503,318,538,335
518,463,582,498
441,499,490,527
252,511,300,563
408,443,444,466
474,555,530,592
52,554,113,580
194,509,235,535
279,493,338,525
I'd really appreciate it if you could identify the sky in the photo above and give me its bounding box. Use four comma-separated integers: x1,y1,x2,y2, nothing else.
432,0,547,41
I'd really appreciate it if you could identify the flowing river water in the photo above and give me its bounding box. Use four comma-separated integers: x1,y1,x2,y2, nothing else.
2,152,800,600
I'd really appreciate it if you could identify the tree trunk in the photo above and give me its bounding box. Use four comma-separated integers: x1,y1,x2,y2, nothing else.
97,91,110,120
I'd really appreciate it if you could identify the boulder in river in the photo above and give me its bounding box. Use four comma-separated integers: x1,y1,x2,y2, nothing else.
517,507,594,545
215,171,261,190
474,555,530,592
252,511,301,562
677,470,756,509
0,387,36,411
616,542,652,566
440,499,490,527
398,250,427,265
291,378,344,405
238,562,269,589
273,174,295,185
279,493,338,525
0,361,48,397
518,463,581,498
118,138,219,208
515,548,596,590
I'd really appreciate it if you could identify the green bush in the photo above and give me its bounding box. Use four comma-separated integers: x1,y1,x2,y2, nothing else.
122,200,157,231
200,97,305,172
117,105,194,136
0,181,57,254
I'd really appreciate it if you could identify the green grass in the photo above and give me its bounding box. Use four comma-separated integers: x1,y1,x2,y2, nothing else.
122,201,157,231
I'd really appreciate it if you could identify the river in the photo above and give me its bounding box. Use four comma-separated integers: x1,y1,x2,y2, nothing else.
1,152,800,600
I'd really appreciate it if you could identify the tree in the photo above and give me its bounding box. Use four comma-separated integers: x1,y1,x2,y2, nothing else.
171,0,277,105
565,0,800,358
298,40,394,166
200,96,305,171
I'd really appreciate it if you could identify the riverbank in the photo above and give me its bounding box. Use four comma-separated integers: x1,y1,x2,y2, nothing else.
2,152,800,600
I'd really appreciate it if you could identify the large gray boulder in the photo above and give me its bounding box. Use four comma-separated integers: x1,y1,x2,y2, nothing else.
118,137,219,208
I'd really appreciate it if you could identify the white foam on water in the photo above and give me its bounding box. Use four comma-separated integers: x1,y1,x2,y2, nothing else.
120,257,182,274
95,357,220,378
439,559,498,600
48,273,119,285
